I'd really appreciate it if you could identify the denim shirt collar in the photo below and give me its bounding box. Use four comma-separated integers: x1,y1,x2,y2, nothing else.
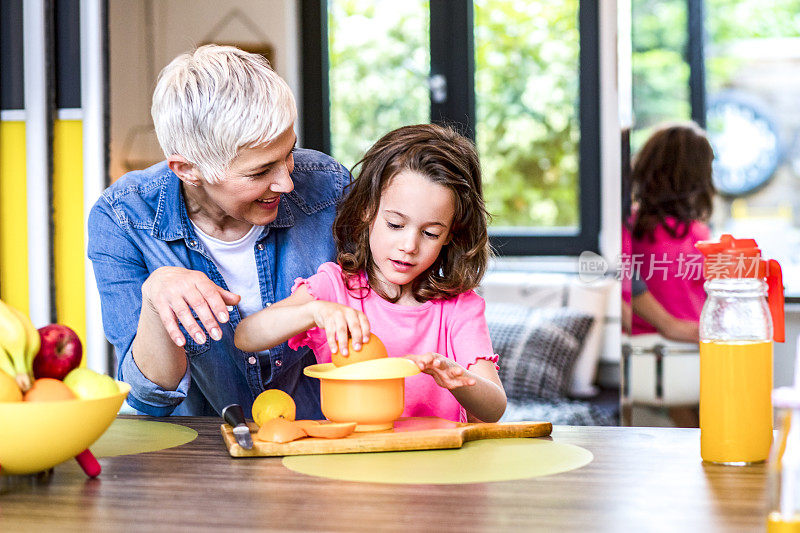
150,169,295,242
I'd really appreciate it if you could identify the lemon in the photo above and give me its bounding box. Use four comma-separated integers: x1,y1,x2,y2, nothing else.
252,389,296,427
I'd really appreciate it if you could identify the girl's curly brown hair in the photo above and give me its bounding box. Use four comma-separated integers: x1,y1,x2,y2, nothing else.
334,123,491,303
630,121,716,241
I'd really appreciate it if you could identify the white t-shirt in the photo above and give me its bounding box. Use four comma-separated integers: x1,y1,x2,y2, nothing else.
190,222,265,318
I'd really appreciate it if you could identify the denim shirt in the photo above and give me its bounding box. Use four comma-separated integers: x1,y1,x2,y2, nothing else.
87,148,349,417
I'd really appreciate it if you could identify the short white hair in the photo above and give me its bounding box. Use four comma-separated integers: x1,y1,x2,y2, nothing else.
151,44,297,183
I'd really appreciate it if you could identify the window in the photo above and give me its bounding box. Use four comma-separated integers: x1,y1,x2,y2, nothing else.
301,0,601,256
475,1,580,230
327,0,430,168
630,0,690,150
632,0,800,296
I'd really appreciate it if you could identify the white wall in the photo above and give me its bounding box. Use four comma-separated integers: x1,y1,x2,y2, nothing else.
108,0,299,181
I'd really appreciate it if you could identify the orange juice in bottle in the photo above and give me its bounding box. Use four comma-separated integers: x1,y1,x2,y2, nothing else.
696,235,784,465
699,340,772,463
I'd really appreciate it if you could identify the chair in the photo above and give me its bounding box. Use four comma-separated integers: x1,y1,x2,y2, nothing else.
620,333,699,426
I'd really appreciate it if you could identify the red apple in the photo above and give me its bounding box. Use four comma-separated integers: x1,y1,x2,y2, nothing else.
32,324,83,380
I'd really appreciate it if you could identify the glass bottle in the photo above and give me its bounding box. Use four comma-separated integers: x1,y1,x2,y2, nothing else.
767,387,800,531
696,235,784,465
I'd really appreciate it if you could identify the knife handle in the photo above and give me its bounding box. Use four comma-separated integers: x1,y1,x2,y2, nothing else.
222,404,247,428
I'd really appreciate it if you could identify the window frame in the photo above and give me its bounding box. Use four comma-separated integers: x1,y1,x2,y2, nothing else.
687,0,706,127
300,0,601,256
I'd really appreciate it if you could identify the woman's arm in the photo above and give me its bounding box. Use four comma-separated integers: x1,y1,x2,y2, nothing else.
405,354,507,423
131,266,240,390
89,203,239,396
234,285,371,355
130,294,187,390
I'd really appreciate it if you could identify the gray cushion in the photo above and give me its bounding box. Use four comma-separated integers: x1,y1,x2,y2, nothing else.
500,398,618,426
486,303,594,400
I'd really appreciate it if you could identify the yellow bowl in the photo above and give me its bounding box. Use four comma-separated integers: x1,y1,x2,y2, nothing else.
0,381,130,475
304,358,420,431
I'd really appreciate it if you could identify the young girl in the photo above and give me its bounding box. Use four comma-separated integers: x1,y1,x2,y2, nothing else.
235,124,506,423
622,121,716,337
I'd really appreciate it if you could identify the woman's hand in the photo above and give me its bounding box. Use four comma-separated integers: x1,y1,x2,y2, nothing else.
307,300,370,356
142,266,241,347
405,352,477,390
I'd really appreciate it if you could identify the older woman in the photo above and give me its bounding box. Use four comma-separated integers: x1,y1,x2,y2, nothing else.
88,45,348,417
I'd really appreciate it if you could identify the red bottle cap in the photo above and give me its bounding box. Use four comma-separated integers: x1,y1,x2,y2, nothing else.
695,234,764,279
695,234,784,342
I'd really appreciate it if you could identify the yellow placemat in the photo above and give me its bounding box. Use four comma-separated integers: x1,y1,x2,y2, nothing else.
282,438,592,484
90,419,197,457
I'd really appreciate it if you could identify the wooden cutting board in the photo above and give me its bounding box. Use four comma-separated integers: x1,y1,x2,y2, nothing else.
221,417,552,457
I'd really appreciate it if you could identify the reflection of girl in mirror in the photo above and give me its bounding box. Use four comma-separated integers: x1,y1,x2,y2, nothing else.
623,121,716,338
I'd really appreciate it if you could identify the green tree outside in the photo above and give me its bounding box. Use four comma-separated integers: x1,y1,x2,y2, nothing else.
329,0,582,229
474,0,580,229
328,0,430,171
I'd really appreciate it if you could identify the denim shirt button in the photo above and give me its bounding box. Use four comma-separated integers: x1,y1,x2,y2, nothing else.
226,305,234,312
257,243,265,250
275,359,282,367
189,240,197,247
248,356,257,365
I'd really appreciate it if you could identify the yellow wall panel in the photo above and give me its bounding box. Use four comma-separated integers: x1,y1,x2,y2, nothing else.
53,119,86,350
0,121,29,314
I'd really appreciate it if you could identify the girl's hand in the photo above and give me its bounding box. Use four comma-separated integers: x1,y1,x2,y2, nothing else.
308,301,370,356
405,353,477,390
142,266,241,347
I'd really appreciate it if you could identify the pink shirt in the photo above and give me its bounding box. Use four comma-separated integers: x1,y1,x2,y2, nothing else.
288,262,498,422
622,217,710,334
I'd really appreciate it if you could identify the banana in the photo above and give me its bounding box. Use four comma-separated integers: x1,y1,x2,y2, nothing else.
7,304,40,375
0,299,32,391
0,345,16,379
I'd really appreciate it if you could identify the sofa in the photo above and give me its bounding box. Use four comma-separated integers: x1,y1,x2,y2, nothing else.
478,270,620,426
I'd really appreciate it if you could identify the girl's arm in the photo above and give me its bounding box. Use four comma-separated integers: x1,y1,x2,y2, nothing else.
454,359,507,423
405,354,507,423
631,290,699,343
234,287,315,352
234,285,371,355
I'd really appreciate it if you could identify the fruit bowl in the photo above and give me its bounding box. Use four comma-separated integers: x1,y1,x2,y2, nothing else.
304,358,420,431
0,381,130,475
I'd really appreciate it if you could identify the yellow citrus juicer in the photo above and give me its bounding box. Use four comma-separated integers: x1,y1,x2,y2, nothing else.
304,357,420,431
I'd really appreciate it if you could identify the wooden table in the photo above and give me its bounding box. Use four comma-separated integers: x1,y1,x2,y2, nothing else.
0,417,768,532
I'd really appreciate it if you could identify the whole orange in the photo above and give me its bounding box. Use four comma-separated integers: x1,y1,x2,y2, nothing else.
331,333,388,367
24,378,77,402
0,371,23,402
